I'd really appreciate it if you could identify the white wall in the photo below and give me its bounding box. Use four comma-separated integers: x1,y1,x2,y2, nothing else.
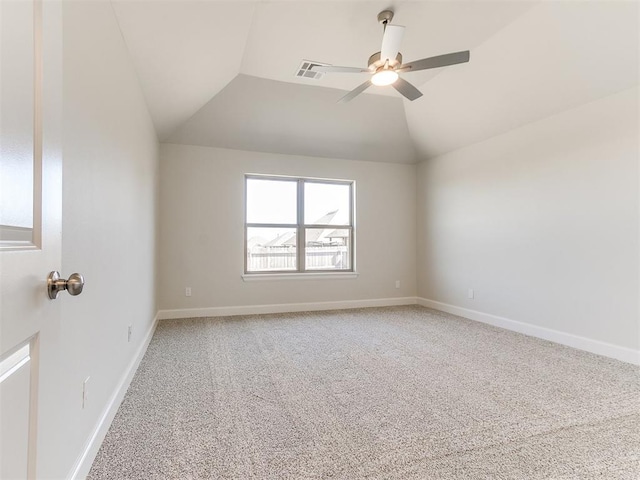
159,144,416,313
417,87,639,352
41,1,158,478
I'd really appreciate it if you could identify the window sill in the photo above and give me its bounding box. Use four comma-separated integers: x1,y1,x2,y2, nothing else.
242,272,359,282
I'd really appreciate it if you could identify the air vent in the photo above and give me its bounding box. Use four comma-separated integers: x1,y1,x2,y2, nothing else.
295,60,329,80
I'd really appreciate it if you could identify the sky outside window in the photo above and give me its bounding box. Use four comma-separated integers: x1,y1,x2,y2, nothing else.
246,178,297,224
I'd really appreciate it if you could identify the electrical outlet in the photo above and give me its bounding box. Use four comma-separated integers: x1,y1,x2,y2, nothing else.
82,376,90,409
395,280,401,289
185,287,192,297
127,325,132,342
468,288,474,299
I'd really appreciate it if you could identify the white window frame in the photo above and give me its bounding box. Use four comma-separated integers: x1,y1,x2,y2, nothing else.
244,174,355,275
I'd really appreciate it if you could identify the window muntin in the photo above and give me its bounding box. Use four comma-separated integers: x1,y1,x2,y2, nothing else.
245,175,354,274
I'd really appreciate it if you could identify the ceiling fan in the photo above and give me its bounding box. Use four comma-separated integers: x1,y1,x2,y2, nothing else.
310,10,470,103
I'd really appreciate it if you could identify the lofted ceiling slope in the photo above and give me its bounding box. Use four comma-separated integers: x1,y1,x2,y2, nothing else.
111,0,255,139
405,0,640,158
112,1,639,163
168,74,416,163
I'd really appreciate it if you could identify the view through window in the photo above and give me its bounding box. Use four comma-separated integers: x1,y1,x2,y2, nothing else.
245,175,354,273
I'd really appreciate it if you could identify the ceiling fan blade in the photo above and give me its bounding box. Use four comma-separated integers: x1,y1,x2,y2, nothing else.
311,65,371,74
338,80,372,103
397,50,470,73
392,77,423,101
380,24,405,62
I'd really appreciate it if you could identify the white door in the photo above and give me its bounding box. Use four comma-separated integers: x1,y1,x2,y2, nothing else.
0,1,63,478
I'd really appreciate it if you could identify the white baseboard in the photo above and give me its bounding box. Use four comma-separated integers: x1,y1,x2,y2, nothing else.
417,298,640,366
68,312,160,480
157,297,418,320
159,297,639,365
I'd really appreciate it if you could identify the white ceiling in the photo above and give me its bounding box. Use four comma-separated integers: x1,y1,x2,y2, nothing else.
111,0,255,139
168,74,417,163
405,0,640,158
239,1,533,93
111,0,639,162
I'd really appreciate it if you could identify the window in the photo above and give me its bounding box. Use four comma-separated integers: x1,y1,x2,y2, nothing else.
245,175,354,274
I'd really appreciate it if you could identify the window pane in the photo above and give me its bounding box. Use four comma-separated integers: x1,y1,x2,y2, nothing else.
246,178,297,224
247,227,297,272
304,182,350,225
305,228,350,271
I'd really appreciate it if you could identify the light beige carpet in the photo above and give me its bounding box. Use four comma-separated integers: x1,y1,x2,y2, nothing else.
88,306,640,479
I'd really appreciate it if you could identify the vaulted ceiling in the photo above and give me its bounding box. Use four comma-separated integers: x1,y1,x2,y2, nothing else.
111,0,639,163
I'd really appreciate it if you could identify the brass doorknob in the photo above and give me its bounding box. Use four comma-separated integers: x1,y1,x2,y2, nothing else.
47,271,84,299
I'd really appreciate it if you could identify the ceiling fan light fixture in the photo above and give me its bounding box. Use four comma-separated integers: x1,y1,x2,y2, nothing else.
371,69,399,86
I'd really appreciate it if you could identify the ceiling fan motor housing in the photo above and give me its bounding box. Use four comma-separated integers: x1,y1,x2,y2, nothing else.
368,52,403,71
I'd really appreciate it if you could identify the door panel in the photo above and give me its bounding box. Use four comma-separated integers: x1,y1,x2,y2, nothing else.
0,0,62,478
0,343,32,479
0,0,37,246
